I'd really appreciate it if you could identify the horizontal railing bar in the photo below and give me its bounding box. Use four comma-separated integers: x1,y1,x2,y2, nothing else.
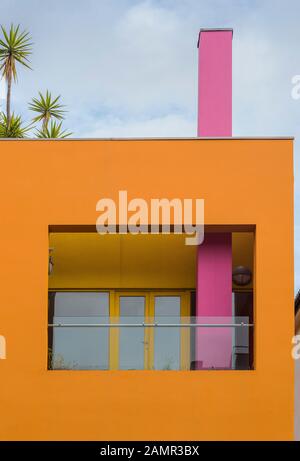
48,323,254,328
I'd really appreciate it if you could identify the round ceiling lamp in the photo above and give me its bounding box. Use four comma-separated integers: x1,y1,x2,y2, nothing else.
232,266,252,286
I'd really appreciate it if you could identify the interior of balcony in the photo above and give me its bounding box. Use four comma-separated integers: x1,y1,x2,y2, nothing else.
48,228,254,371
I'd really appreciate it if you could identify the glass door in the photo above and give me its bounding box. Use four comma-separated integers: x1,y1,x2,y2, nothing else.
153,296,181,370
119,295,146,370
110,291,190,370
111,293,149,370
149,292,190,370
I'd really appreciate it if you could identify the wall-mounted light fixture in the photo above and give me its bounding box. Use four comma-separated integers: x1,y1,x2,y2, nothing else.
232,266,252,286
48,248,54,275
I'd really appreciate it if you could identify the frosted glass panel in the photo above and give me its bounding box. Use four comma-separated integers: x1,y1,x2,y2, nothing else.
154,296,181,370
51,292,109,370
119,296,145,370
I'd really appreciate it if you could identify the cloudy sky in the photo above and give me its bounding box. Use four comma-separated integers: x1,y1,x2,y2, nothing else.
1,0,300,289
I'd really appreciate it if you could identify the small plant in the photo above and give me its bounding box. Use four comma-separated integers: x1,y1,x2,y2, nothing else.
35,120,72,139
0,112,32,138
48,347,78,370
162,357,174,370
29,90,66,132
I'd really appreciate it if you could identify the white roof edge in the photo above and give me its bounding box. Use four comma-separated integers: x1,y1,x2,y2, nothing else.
0,136,294,141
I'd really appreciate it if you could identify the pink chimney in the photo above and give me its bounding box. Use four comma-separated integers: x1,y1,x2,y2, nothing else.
197,28,233,137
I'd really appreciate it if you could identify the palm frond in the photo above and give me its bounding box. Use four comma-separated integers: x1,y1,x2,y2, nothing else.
29,90,66,125
0,24,33,81
0,112,32,138
35,120,72,139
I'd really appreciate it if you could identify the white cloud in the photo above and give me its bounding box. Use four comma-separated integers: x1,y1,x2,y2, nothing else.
82,113,196,138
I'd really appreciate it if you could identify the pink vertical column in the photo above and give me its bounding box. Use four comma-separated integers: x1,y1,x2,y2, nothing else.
196,30,233,369
197,29,233,137
196,234,232,368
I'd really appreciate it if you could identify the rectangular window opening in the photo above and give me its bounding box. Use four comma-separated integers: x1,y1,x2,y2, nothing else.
48,229,254,371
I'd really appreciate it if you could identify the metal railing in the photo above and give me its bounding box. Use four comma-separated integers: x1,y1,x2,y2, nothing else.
48,322,253,328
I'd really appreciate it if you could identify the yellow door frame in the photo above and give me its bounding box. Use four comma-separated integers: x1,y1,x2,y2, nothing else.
110,292,150,370
148,291,190,370
109,290,191,370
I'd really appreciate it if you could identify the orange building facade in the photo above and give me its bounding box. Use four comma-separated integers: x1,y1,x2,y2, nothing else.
0,137,294,440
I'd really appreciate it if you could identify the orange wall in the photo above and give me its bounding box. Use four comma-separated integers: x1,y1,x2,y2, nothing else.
0,138,294,441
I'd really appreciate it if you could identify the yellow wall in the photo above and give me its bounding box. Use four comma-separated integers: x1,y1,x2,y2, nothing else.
0,138,294,441
49,233,197,289
49,232,253,290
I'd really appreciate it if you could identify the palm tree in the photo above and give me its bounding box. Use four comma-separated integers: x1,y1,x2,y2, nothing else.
0,24,32,126
35,120,71,139
0,112,32,138
29,90,66,132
